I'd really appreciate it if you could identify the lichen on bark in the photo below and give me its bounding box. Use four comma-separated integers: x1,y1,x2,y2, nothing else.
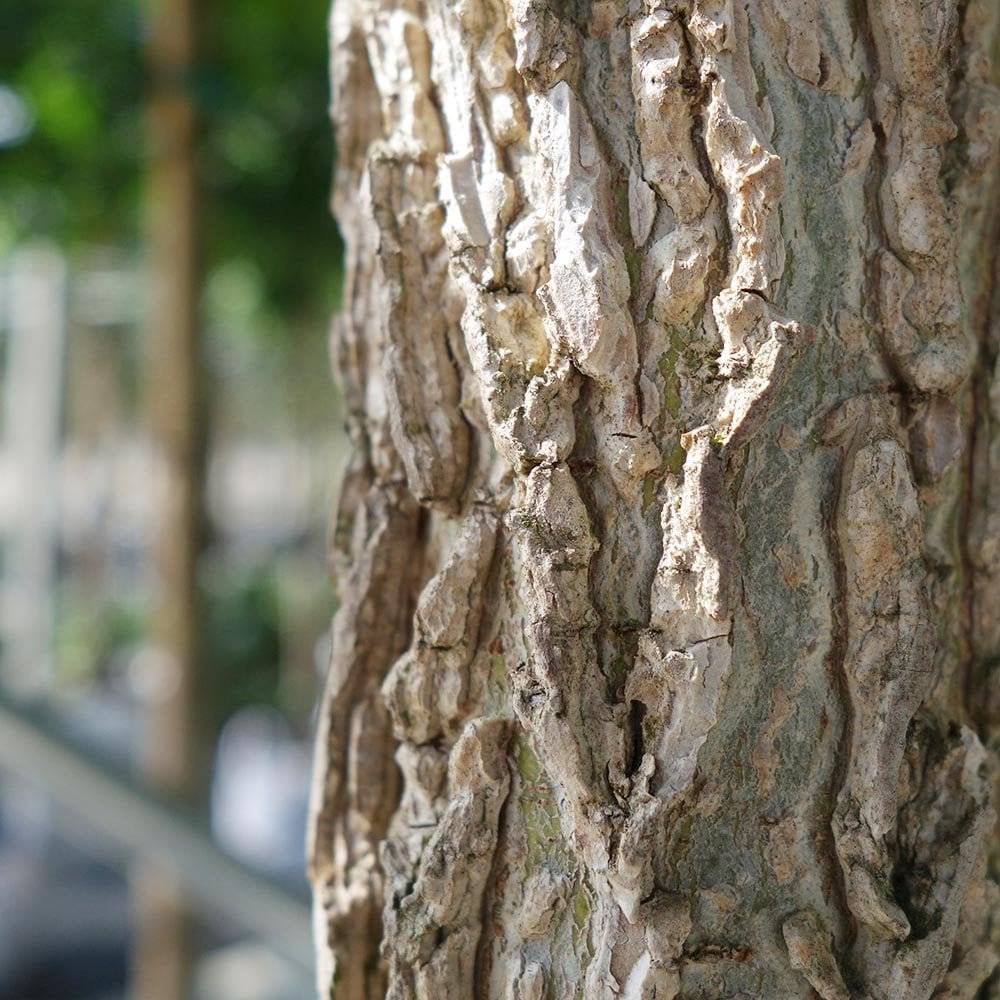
308,0,1000,997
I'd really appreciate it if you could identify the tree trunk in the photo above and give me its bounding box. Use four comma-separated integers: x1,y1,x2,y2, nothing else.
308,1,1000,997
136,0,205,995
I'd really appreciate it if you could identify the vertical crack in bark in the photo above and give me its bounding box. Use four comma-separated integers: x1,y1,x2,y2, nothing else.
853,0,908,397
821,421,861,947
471,760,513,1000
307,484,424,998
382,718,513,998
952,0,1000,750
823,394,929,944
960,214,999,733
865,0,972,396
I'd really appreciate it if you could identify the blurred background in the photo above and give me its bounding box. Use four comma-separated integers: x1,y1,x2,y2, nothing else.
0,0,343,997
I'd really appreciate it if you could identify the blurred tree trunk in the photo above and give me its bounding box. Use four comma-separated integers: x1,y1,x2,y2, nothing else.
308,1,1000,997
134,0,205,997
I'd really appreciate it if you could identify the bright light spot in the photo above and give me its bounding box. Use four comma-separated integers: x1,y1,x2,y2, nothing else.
0,85,34,147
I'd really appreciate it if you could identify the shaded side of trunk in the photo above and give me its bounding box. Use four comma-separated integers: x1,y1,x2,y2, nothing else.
309,1,1000,997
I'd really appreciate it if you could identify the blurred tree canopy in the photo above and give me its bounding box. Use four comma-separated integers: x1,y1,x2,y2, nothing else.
0,0,342,725
0,0,341,330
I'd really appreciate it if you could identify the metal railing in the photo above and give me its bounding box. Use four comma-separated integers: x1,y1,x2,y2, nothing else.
0,691,314,970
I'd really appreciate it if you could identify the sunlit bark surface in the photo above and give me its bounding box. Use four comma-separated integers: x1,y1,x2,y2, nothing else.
308,1,1000,997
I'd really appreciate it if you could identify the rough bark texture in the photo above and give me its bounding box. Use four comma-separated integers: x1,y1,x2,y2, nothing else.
308,1,1000,997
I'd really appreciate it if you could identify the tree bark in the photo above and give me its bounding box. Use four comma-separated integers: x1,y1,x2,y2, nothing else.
308,1,1000,998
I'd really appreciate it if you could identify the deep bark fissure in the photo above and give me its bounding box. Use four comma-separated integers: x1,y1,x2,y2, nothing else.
961,205,1000,731
821,425,861,955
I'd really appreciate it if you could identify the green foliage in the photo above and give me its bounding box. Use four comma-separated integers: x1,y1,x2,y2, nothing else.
2,1,342,730
201,557,283,731
53,583,146,686
200,550,333,731
0,0,144,249
0,0,342,326
200,0,343,327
